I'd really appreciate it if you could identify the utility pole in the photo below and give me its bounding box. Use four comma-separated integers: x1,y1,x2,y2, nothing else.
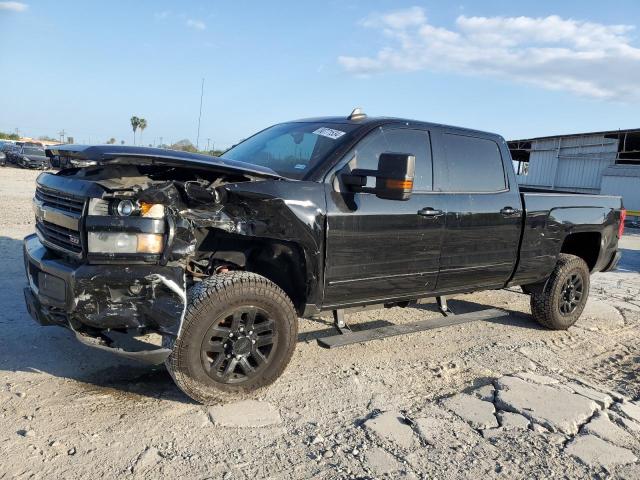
15,128,20,138
206,138,211,152
58,129,66,143
159,136,163,148
196,78,204,150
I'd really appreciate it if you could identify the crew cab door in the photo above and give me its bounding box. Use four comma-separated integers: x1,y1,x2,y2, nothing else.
432,130,522,291
323,126,446,306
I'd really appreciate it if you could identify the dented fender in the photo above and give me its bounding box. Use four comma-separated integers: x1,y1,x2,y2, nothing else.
180,180,328,307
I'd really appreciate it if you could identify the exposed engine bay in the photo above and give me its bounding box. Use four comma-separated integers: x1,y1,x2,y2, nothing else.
57,163,260,274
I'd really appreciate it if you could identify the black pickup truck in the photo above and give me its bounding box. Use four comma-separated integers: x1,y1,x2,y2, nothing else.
23,111,625,403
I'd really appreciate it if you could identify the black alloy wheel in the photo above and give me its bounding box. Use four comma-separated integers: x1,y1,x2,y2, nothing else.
200,306,277,384
559,273,584,315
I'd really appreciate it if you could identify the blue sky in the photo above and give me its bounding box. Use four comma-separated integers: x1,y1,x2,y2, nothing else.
1,0,640,148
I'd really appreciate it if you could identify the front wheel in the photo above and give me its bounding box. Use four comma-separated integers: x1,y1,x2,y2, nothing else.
165,272,298,404
530,254,590,330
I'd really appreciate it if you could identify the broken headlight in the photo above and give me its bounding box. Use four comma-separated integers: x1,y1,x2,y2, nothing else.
88,198,165,219
87,198,166,254
87,232,164,254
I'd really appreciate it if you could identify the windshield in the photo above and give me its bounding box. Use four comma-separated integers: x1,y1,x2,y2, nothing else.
23,147,45,156
222,122,358,179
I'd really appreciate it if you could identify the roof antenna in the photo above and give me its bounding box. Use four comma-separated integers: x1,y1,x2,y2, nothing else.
348,107,367,121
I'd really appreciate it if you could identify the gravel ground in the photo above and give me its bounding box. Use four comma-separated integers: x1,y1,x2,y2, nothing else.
1,166,639,479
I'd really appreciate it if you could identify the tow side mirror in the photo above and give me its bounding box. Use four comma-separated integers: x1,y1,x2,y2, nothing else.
374,153,415,200
342,152,415,201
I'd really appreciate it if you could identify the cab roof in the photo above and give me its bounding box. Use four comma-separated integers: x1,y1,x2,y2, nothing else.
290,115,503,141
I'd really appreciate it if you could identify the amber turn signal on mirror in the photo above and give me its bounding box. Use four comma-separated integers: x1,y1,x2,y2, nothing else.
384,179,414,190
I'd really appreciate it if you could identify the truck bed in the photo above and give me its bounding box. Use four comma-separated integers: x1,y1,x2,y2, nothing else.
510,190,623,287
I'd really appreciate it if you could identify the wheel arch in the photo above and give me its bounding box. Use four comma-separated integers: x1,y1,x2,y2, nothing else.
245,240,308,315
199,232,310,316
559,231,601,272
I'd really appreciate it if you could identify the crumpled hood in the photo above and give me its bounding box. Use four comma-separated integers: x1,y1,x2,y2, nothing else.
46,144,284,180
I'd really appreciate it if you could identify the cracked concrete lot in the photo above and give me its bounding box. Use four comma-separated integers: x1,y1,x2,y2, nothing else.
1,167,639,479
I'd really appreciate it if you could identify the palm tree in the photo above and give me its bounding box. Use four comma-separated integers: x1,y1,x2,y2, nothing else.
138,118,148,145
130,116,140,145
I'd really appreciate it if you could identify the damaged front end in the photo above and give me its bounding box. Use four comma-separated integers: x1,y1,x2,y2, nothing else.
23,235,185,364
23,148,292,363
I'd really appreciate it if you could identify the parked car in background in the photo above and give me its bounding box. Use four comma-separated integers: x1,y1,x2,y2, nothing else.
2,143,21,164
0,141,7,166
15,144,48,169
10,142,27,163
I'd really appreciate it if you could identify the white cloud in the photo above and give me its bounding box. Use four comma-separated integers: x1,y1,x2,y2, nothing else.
0,1,28,12
186,19,206,31
339,7,640,101
360,6,426,30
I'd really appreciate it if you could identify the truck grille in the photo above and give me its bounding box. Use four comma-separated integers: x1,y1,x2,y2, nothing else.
35,186,85,215
36,219,83,254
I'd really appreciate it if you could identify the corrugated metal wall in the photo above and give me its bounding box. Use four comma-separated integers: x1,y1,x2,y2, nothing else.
516,134,617,192
515,138,558,187
601,167,640,211
515,132,640,213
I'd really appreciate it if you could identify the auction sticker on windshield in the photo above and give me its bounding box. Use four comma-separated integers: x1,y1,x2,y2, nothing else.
313,127,346,140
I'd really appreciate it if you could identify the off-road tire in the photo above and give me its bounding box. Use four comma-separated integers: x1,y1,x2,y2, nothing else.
164,271,298,404
530,254,590,330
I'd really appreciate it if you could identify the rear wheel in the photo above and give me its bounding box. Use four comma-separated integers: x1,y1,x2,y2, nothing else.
165,271,298,404
530,254,590,330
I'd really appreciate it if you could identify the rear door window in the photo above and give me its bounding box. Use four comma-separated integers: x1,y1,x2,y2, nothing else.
436,133,506,192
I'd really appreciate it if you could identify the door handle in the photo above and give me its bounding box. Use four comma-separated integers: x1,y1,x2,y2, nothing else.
500,206,520,216
418,207,443,217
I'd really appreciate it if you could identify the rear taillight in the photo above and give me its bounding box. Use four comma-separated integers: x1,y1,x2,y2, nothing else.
618,209,626,238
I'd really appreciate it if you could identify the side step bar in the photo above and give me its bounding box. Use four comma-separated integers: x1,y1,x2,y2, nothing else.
317,308,508,349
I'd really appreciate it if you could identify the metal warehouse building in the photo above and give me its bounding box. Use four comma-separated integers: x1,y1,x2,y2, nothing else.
509,129,640,216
